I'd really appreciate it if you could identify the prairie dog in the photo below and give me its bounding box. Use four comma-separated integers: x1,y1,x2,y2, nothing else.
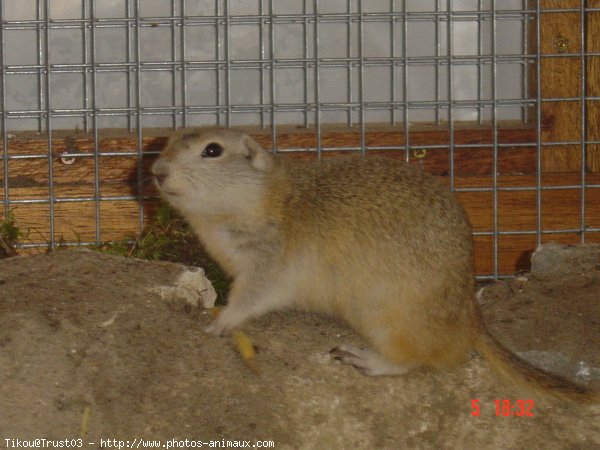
152,128,597,403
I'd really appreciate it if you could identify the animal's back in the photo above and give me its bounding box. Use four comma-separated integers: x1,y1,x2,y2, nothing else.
278,156,473,273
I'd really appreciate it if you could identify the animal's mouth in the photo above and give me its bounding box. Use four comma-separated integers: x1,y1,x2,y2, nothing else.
156,185,180,197
152,176,179,197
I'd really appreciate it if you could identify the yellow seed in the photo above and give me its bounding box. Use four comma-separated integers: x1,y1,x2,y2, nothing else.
232,330,259,374
80,406,91,437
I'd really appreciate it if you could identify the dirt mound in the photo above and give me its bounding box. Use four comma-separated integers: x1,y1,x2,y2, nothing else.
1,248,599,448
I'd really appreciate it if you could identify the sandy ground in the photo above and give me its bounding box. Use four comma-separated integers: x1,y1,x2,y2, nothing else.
1,244,599,449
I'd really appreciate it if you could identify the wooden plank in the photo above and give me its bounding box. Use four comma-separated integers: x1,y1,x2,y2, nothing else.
0,123,540,201
3,171,599,277
1,125,596,278
534,3,599,173
538,5,582,172
1,145,539,197
587,7,600,171
539,0,579,8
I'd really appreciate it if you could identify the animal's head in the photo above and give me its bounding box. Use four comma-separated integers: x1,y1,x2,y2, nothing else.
151,128,275,216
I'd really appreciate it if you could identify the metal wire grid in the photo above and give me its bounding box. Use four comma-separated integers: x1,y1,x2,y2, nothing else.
0,0,596,279
0,1,527,130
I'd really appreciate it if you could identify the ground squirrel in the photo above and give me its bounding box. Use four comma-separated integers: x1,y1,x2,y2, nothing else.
152,128,597,403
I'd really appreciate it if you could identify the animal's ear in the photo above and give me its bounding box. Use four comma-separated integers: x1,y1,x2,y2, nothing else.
243,135,274,171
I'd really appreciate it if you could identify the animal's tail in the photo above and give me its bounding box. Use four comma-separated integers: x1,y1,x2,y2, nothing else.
475,329,600,404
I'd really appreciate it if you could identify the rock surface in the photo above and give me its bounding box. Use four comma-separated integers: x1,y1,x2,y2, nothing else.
1,247,599,449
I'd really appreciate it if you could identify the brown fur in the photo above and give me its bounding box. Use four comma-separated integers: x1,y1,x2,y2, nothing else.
152,128,598,403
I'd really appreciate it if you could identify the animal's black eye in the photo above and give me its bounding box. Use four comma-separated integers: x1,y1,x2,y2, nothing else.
201,142,223,158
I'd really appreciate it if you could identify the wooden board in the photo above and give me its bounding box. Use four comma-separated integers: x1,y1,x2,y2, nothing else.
2,125,599,277
587,4,600,171
534,1,600,172
0,122,540,197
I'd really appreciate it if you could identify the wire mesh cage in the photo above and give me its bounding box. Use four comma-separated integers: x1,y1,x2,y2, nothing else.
0,0,598,279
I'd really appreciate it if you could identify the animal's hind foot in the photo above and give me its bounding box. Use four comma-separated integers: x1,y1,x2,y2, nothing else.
330,344,412,376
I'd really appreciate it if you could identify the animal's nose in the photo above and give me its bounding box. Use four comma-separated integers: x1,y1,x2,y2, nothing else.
154,173,166,186
151,159,169,187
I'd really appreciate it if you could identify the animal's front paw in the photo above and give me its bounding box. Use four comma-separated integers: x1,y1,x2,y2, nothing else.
205,307,245,336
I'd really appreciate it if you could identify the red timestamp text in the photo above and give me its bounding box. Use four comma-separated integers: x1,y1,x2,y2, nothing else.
471,399,534,417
